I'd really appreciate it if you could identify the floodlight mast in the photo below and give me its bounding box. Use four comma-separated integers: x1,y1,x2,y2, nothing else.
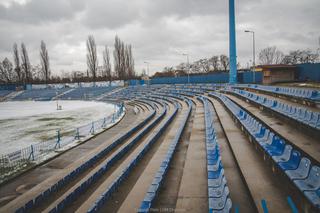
144,61,150,86
245,30,256,83
182,53,190,85
229,0,237,84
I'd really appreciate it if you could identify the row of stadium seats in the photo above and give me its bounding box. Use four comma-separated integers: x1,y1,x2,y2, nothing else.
0,90,12,97
11,86,119,101
209,92,320,209
200,96,232,213
15,108,157,213
13,88,70,101
87,101,179,213
237,84,320,102
229,89,320,130
59,86,117,100
48,105,167,213
139,99,192,212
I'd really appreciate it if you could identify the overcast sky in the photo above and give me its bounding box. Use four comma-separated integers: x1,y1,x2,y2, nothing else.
0,0,319,75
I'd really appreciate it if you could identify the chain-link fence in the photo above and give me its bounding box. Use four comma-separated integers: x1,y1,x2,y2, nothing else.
0,103,125,180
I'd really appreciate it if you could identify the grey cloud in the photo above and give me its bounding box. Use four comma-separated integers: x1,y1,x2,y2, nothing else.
82,0,141,29
0,0,319,74
0,0,86,24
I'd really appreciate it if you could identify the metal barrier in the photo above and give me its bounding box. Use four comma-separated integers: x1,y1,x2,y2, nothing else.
0,103,125,181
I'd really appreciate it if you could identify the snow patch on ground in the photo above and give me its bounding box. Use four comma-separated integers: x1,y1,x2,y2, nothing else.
0,101,115,155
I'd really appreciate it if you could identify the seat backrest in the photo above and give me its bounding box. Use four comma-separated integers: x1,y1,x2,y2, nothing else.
266,132,275,144
270,135,280,146
290,151,301,165
261,129,270,141
281,145,293,159
259,127,266,136
307,166,320,188
298,157,311,173
275,139,286,151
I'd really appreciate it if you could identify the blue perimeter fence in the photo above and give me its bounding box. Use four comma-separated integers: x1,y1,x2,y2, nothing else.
128,63,320,86
128,71,263,85
0,103,125,179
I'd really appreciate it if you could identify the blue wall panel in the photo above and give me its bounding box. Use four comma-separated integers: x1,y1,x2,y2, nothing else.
296,63,320,82
0,84,23,90
240,72,263,84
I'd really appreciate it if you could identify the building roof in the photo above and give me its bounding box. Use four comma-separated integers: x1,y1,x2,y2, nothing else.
257,64,298,71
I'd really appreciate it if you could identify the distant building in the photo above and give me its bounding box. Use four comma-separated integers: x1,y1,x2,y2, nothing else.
257,64,298,84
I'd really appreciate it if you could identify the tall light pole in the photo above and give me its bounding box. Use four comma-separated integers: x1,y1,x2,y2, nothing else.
245,30,256,83
182,53,190,85
229,0,237,84
144,61,150,86
317,36,320,63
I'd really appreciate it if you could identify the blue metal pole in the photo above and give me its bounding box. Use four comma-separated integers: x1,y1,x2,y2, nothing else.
229,0,237,84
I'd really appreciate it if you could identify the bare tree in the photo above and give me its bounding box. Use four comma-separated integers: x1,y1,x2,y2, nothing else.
86,35,98,83
125,44,135,79
13,43,23,83
125,45,130,79
220,55,229,72
103,45,112,83
209,56,220,71
0,58,14,83
113,36,128,80
198,59,210,73
120,41,126,80
113,36,135,80
21,43,32,83
299,49,319,63
114,35,122,80
282,49,319,64
259,46,284,65
40,40,50,84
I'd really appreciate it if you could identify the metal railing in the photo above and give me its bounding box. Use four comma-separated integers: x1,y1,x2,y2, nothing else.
0,103,125,181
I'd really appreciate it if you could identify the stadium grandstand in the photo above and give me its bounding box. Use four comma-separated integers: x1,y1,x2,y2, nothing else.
0,82,319,213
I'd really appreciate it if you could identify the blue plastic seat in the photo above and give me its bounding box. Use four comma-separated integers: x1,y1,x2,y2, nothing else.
139,200,151,213
278,151,301,170
294,166,320,191
304,111,312,123
255,126,266,138
304,188,320,208
208,164,223,179
208,182,227,198
256,129,270,144
208,172,226,188
272,145,292,163
251,123,262,135
208,160,222,172
285,157,311,180
309,113,319,127
264,138,286,156
208,186,230,211
259,132,275,146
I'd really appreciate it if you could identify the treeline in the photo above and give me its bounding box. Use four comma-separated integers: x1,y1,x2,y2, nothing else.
153,47,319,78
259,46,319,65
153,54,233,78
0,41,50,84
0,35,135,85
